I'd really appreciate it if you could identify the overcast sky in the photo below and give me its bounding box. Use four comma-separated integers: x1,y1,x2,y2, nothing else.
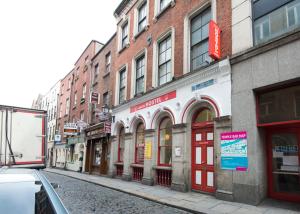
0,0,121,108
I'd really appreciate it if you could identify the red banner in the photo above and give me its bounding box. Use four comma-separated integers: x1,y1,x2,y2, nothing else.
130,91,176,113
209,20,221,60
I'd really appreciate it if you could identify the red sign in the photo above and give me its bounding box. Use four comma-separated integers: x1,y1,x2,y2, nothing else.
90,92,99,104
209,20,221,60
130,91,176,113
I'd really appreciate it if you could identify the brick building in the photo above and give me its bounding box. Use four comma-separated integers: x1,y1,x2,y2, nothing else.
108,0,233,199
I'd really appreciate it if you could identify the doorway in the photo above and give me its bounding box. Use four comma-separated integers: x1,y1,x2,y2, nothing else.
267,126,300,202
191,108,215,193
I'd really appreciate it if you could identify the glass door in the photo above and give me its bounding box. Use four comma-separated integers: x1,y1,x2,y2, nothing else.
267,128,300,202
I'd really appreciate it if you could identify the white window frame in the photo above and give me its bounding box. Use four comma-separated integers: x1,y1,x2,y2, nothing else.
118,17,131,51
152,27,175,87
82,83,86,99
74,92,77,106
131,49,147,98
105,52,111,73
183,1,216,74
154,0,175,18
65,98,70,115
80,111,84,121
115,65,128,105
134,0,149,36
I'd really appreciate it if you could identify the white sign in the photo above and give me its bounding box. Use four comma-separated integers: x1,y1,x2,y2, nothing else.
175,147,181,157
64,123,77,130
54,134,61,142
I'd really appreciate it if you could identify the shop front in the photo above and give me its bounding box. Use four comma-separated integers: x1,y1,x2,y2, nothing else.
85,123,111,175
66,136,85,172
110,59,232,193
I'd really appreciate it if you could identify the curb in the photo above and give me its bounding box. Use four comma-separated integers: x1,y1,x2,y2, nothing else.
43,169,206,214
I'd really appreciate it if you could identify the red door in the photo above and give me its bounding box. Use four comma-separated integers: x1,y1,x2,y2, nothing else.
267,126,300,202
191,122,215,193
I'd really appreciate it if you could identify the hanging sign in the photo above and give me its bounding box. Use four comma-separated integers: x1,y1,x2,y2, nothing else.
63,123,78,136
90,92,99,104
144,141,152,160
221,131,248,171
209,20,221,60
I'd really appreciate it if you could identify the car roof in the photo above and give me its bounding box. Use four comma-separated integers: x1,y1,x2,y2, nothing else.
0,168,39,183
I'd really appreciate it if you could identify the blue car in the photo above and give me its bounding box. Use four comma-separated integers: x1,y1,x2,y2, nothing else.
0,168,68,214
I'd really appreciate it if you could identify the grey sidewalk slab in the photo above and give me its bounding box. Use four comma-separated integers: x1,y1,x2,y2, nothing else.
44,168,300,214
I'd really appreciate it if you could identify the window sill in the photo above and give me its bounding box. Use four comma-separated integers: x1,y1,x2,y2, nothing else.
114,162,124,166
153,165,172,170
153,0,175,22
92,81,98,87
118,43,130,54
134,26,148,40
80,98,85,104
103,72,110,78
131,163,144,168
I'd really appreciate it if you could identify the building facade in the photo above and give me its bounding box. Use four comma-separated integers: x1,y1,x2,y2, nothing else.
230,0,300,204
109,0,233,198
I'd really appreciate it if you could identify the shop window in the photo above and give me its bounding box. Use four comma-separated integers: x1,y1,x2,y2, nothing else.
135,123,145,164
118,127,125,162
158,35,172,86
257,85,300,125
158,117,172,166
135,54,145,94
254,0,300,45
191,7,211,71
194,108,215,123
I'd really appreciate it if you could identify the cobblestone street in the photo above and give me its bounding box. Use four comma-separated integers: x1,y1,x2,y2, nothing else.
42,171,191,214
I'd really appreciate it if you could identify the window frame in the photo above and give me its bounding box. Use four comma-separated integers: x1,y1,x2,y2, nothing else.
158,117,173,166
105,52,111,73
137,1,147,33
158,34,172,86
119,68,126,104
121,21,129,49
135,54,145,95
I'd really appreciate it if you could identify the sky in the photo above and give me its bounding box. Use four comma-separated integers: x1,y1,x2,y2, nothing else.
0,0,122,108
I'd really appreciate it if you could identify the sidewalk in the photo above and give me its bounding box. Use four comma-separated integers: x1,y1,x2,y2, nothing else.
44,168,300,214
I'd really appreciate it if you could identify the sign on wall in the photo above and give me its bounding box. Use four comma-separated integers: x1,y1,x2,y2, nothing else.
209,20,221,60
144,141,152,160
54,134,61,144
130,91,176,113
221,131,248,171
64,123,78,136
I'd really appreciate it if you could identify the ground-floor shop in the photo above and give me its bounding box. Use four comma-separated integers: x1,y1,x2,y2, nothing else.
110,59,232,194
84,123,111,175
65,136,85,172
52,143,67,169
47,141,54,167
231,36,300,204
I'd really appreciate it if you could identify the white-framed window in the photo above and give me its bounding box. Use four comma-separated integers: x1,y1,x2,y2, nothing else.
59,103,62,118
138,2,147,32
94,64,99,77
190,7,211,72
65,98,70,115
74,92,77,106
103,92,109,106
119,68,126,104
68,78,71,90
160,0,172,11
135,54,145,94
80,111,84,121
121,22,129,49
158,35,172,86
82,83,86,99
105,52,111,73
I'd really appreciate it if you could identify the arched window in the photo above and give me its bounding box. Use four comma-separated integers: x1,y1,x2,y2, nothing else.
194,108,215,123
118,127,125,162
135,123,145,164
158,117,172,166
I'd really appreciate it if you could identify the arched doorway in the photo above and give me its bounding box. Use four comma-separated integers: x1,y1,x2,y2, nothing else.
191,108,215,193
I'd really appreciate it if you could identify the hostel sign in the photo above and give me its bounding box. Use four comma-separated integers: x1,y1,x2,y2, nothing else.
209,20,221,60
221,131,248,171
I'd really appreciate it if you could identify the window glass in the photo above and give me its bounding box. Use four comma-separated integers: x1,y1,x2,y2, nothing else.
160,0,172,11
136,55,145,94
254,0,300,45
121,22,129,48
194,109,215,123
136,123,145,164
159,118,172,165
138,2,147,32
191,7,211,72
119,69,126,104
258,85,300,124
158,35,172,86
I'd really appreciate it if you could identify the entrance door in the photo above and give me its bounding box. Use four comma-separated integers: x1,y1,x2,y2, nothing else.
191,109,215,193
267,127,300,202
100,142,108,175
92,142,101,174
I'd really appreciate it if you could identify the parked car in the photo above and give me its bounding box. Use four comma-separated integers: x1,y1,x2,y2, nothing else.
0,168,68,214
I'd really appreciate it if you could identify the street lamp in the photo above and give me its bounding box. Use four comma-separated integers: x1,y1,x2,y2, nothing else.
102,104,109,114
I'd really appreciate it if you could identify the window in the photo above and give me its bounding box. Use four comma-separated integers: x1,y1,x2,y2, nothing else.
59,103,62,118
138,2,147,32
82,83,86,99
160,0,172,11
74,92,77,106
121,22,129,49
70,144,75,162
105,53,111,73
158,117,172,166
135,123,145,164
254,0,300,45
191,7,211,71
103,92,109,106
118,127,125,162
68,78,71,89
158,35,172,86
94,64,99,80
135,55,145,94
80,111,84,121
194,108,215,123
119,68,126,104
65,98,70,115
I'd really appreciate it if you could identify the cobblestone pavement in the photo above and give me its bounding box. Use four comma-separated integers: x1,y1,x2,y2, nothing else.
42,171,192,214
